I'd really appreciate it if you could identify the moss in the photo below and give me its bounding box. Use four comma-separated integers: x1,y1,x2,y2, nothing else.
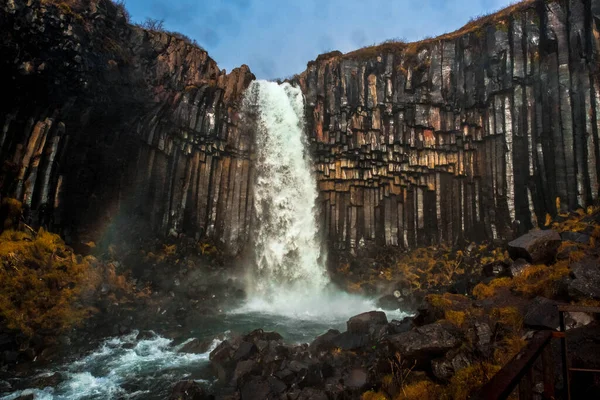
446,363,501,400
397,380,441,400
490,307,523,333
472,277,512,300
361,391,389,400
444,310,466,327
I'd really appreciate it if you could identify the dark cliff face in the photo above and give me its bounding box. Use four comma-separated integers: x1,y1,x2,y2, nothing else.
1,0,599,258
0,0,255,254
298,0,600,251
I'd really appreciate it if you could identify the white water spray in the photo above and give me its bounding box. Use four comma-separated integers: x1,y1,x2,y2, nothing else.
245,81,327,294
237,81,408,321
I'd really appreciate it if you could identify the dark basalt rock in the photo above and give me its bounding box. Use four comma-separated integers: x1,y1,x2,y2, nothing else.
308,329,340,355
178,338,214,354
561,231,591,244
509,258,532,277
170,380,209,400
508,230,562,264
482,260,512,278
387,323,460,368
568,258,600,300
346,311,388,341
523,297,562,330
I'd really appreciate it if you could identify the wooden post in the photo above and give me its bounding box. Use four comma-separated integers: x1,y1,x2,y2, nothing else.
542,343,555,399
518,367,533,400
559,310,571,400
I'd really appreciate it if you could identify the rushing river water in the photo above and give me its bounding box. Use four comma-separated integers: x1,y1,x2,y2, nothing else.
2,81,409,399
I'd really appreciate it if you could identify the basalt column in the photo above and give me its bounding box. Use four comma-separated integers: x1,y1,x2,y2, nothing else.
298,0,600,251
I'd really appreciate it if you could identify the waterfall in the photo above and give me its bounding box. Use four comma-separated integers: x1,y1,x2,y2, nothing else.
244,80,328,295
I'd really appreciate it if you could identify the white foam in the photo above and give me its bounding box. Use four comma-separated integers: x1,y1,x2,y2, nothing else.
245,81,328,295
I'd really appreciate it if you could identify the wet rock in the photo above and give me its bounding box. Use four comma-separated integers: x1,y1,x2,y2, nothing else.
179,338,214,354
2,350,18,363
508,230,561,264
233,342,258,361
136,330,156,341
524,297,562,330
232,360,257,386
331,332,369,351
347,311,388,341
170,380,209,400
560,231,591,244
30,372,64,389
377,295,400,310
240,377,271,400
308,329,340,355
509,259,532,277
387,323,460,368
14,395,34,400
568,259,600,300
431,351,471,381
0,380,12,393
474,322,492,348
482,260,511,278
389,317,414,334
297,388,328,400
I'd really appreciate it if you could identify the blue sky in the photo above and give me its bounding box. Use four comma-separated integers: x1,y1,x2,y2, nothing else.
124,0,514,79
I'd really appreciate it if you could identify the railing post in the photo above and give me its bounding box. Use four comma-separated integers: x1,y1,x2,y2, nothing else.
559,310,571,400
518,367,533,400
542,342,555,399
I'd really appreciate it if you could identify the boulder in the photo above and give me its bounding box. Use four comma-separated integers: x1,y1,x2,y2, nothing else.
29,372,64,389
508,230,561,264
232,360,257,386
509,259,532,277
347,311,388,341
240,377,271,400
170,380,209,400
524,297,561,330
568,259,600,300
560,231,591,244
179,338,214,354
347,311,388,333
432,351,471,381
308,329,340,355
482,260,511,278
331,332,369,351
387,323,460,368
389,318,414,334
297,388,328,400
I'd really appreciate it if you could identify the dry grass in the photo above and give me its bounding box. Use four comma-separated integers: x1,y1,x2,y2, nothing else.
312,1,536,64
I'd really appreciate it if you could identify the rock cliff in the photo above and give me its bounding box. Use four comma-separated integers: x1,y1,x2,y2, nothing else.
1,0,600,257
0,0,255,253
298,0,600,251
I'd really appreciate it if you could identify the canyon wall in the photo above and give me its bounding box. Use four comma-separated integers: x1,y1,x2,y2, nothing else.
298,0,600,251
2,0,600,257
0,0,254,254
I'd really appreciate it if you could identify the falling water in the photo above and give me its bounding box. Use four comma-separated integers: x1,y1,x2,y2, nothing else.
236,80,401,320
245,81,328,294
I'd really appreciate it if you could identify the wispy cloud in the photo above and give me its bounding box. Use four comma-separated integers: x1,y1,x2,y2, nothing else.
126,0,517,79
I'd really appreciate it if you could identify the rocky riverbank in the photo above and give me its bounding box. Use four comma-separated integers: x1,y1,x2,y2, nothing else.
166,206,600,400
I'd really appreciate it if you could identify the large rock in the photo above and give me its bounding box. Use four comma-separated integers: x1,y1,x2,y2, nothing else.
524,297,561,330
309,329,340,355
508,230,561,264
170,380,209,400
346,311,388,342
568,259,600,300
387,323,460,368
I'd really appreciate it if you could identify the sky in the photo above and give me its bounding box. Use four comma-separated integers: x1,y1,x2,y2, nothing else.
124,0,515,80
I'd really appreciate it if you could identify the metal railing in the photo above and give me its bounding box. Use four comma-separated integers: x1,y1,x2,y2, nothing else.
476,305,600,400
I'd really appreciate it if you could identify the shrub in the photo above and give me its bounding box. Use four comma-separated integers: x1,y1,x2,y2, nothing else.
446,363,501,400
472,277,512,300
398,380,441,400
0,229,94,336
